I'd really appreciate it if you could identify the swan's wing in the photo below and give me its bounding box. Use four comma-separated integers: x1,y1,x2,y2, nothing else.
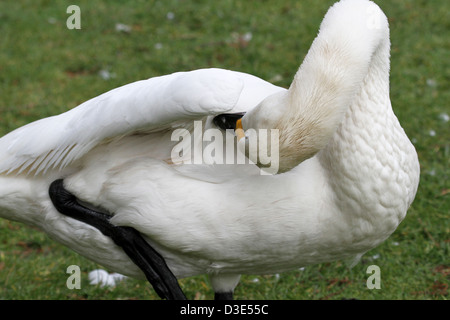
0,68,267,175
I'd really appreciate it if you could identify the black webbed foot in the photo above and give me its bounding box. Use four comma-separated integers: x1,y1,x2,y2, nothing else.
49,179,186,300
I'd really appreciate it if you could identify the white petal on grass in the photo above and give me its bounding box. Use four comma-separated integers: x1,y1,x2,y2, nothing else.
270,74,283,83
438,113,449,122
115,23,132,33
99,69,116,80
426,78,437,87
242,32,253,42
167,12,175,20
88,269,127,287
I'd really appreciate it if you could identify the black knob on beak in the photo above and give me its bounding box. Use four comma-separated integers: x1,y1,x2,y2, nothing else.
213,112,246,130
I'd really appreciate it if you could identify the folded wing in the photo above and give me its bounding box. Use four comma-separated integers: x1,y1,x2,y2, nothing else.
0,68,285,175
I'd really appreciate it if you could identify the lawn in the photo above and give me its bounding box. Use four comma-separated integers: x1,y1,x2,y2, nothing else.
0,0,448,300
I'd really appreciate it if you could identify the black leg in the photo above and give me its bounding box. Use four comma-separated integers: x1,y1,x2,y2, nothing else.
214,292,234,300
49,179,186,300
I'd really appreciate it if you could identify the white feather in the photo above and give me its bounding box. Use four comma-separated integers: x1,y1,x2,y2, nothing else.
0,68,281,175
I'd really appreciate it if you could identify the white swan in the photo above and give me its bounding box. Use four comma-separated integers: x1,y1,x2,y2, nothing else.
0,0,419,299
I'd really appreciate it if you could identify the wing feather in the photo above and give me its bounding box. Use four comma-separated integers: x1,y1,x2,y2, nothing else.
0,68,247,175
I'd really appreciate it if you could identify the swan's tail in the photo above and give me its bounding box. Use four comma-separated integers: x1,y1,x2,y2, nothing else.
0,174,53,227
0,176,31,223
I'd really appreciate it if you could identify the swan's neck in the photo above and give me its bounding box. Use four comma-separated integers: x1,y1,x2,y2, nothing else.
270,0,392,172
280,0,419,245
318,35,420,244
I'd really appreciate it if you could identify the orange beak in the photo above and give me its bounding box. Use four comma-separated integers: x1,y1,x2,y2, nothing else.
235,118,245,141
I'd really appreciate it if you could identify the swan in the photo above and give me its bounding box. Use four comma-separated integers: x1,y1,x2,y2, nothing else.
0,0,419,299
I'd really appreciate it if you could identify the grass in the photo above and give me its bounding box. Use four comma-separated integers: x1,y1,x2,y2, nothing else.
0,0,448,300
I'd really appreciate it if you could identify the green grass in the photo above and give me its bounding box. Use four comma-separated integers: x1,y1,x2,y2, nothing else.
0,0,448,300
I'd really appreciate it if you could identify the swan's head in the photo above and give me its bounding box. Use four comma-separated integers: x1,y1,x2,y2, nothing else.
238,89,331,174
237,91,293,174
216,77,350,175
213,93,288,175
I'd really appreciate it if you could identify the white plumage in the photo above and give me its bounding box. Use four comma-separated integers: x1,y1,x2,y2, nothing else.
0,0,419,298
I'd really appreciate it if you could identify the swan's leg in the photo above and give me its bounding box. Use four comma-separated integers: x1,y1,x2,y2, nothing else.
215,292,234,300
210,274,241,300
48,179,186,300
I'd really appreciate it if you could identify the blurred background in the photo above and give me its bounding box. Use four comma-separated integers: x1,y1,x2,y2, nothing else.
0,0,448,299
